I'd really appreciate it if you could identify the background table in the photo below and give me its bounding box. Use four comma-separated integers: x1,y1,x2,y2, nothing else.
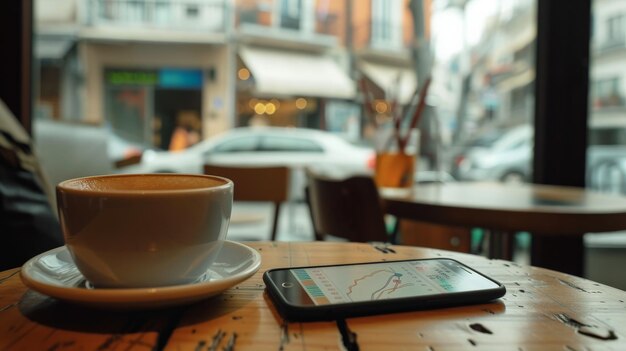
383,182,626,276
1,242,625,350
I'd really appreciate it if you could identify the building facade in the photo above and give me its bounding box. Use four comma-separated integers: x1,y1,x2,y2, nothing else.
37,0,234,152
35,0,428,149
591,0,626,132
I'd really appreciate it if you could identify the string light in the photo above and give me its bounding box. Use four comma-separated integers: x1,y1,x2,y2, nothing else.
238,68,251,80
254,102,266,114
375,101,388,114
295,98,308,110
265,103,277,115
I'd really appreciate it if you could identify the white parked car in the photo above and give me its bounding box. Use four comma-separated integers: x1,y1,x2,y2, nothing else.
120,127,375,199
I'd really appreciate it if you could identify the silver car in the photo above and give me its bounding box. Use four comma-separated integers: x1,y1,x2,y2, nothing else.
121,127,375,199
453,125,533,182
452,124,626,189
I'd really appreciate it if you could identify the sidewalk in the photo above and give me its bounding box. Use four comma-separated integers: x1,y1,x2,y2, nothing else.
226,201,314,242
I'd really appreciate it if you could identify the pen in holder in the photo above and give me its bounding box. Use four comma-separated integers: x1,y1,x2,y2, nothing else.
362,76,431,193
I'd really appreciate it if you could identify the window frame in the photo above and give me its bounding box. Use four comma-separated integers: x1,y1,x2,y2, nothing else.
0,1,32,134
532,0,591,276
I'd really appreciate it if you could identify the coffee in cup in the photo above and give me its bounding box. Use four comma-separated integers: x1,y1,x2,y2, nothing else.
56,173,233,288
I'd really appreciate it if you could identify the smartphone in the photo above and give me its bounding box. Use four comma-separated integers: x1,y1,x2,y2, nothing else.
263,258,506,321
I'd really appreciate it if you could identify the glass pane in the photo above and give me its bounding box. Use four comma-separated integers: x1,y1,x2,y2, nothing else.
588,0,626,195
433,0,536,185
32,0,537,244
587,0,626,291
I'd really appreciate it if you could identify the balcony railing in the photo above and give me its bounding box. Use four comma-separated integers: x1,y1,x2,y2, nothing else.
87,0,228,32
236,7,340,37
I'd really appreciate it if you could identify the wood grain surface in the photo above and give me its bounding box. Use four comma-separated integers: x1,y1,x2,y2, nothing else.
1,241,625,350
382,182,626,276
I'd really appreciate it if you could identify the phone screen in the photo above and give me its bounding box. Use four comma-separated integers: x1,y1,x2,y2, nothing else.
279,259,500,305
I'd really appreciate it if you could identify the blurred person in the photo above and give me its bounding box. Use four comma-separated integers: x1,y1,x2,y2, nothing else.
169,125,191,151
0,99,63,271
169,112,202,151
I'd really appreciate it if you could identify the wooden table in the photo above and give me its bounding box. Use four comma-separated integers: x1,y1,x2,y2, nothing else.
1,242,625,350
382,182,626,276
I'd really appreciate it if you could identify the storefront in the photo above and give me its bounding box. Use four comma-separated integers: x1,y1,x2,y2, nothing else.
79,42,232,151
103,68,204,150
358,60,417,106
235,45,357,135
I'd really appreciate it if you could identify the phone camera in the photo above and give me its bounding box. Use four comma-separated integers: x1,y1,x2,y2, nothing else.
281,282,294,288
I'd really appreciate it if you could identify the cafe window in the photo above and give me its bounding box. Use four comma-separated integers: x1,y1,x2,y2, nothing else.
432,0,536,184
3,0,608,257
31,0,542,184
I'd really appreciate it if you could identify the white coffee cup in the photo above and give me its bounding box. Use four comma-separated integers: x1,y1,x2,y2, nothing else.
56,173,233,288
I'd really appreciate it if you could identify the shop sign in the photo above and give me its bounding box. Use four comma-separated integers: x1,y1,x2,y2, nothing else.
107,70,158,86
159,69,203,89
106,68,203,89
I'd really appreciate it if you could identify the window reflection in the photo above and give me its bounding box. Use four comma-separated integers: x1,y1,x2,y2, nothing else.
589,0,626,195
33,0,541,184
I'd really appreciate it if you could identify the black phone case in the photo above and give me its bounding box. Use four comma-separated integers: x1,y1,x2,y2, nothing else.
263,258,506,322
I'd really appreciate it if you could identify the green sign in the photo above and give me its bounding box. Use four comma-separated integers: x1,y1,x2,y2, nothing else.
107,71,158,86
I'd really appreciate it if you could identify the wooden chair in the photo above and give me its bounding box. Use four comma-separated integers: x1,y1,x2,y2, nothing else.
203,164,289,241
305,171,391,243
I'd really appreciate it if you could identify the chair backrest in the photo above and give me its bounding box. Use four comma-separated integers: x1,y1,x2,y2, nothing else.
203,164,290,202
204,164,290,241
305,171,389,243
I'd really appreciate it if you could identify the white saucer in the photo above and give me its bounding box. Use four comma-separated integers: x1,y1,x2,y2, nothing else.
20,241,261,309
